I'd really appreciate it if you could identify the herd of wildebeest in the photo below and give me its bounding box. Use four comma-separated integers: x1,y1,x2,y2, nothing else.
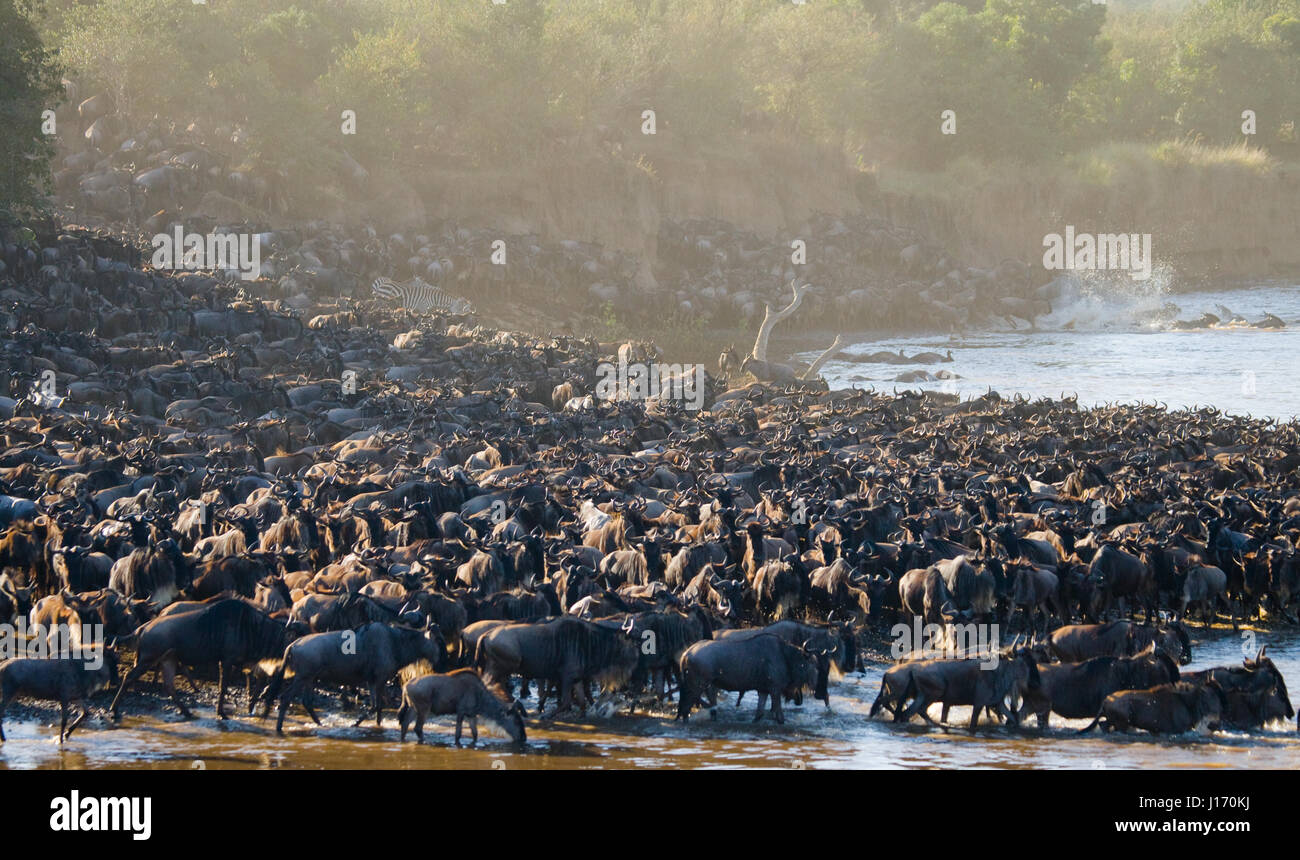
0,225,1296,753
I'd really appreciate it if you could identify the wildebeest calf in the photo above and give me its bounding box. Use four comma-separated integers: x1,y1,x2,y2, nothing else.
0,653,119,743
398,668,526,745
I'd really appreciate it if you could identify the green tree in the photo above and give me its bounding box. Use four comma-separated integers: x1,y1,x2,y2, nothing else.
0,0,64,215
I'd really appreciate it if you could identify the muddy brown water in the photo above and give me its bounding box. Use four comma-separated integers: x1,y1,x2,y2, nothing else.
2,628,1297,770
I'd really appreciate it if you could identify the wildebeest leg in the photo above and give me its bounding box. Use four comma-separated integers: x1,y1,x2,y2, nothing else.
216,662,230,719
302,686,322,724
558,672,576,714
904,696,941,727
772,692,784,725
59,699,70,743
754,691,767,722
182,669,203,697
413,709,425,743
276,677,308,733
0,693,8,741
454,715,463,746
161,658,193,719
940,703,951,724
969,697,984,730
354,684,383,727
675,681,693,721
736,691,745,707
64,698,89,740
470,715,479,746
111,660,153,718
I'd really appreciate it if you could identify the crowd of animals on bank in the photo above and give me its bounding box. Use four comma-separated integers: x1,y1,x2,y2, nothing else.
0,226,1295,748
42,88,1054,332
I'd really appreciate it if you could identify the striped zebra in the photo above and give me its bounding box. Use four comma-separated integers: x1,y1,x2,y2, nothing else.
371,276,474,314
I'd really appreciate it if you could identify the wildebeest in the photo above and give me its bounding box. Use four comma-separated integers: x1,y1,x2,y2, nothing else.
1017,647,1180,728
108,541,189,608
1081,681,1227,734
271,621,448,732
1088,543,1155,621
676,633,817,724
619,607,714,705
0,652,119,742
397,668,526,745
715,619,854,707
1179,563,1229,624
476,616,638,713
1182,648,1293,730
1048,620,1190,665
110,598,292,719
870,649,1039,730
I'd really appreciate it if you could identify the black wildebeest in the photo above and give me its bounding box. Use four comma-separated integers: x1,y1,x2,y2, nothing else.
715,619,855,708
398,668,526,745
676,633,817,724
476,616,639,714
1017,646,1180,728
1081,681,1227,734
271,621,448,732
110,598,291,719
871,649,1040,730
0,652,120,743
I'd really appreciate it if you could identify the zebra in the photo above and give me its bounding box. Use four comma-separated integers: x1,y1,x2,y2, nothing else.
371,276,474,314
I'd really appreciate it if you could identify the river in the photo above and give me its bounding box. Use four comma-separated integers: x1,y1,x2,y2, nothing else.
802,279,1300,420
0,627,1294,769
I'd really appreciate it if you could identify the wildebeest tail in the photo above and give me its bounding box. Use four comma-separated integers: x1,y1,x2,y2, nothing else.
1078,708,1105,733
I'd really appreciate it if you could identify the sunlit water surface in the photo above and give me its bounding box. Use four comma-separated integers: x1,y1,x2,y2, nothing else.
1,629,1295,770
803,280,1300,420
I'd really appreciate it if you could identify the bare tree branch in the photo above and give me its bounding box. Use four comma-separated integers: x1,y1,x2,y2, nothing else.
801,333,845,381
751,280,811,363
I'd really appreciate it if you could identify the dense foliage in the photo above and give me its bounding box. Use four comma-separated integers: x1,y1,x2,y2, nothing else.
27,0,1300,196
0,0,63,216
